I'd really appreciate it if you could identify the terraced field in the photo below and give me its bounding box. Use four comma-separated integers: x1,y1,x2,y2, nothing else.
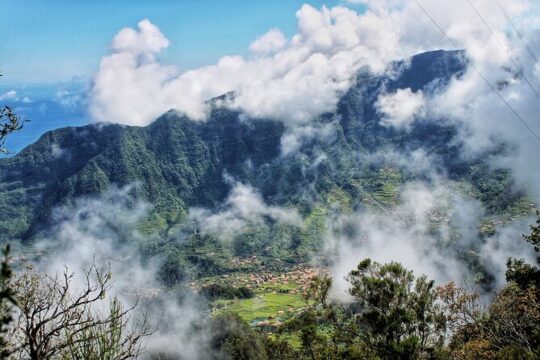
213,291,305,323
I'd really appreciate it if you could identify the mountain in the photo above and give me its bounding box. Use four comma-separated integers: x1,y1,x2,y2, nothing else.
0,50,522,246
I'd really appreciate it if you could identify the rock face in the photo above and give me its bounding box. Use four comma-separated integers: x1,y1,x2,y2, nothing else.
0,49,516,242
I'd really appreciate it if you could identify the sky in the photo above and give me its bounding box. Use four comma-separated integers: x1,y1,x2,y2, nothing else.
0,0,364,152
5,1,540,353
0,0,354,84
0,0,539,164
1,0,540,308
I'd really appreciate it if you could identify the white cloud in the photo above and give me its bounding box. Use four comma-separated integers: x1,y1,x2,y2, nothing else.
88,0,540,201
89,5,412,127
324,179,536,300
0,90,32,103
280,121,337,156
189,180,302,240
249,28,287,56
111,19,169,57
376,88,425,129
31,186,212,359
0,90,17,100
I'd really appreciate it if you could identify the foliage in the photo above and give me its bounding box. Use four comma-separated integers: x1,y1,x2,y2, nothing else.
63,298,151,360
523,212,540,255
209,313,268,360
7,264,152,360
0,72,27,155
0,106,27,154
265,225,540,359
447,213,540,358
276,259,447,359
0,246,16,358
0,82,23,357
201,284,254,301
506,211,540,290
446,283,540,358
347,259,447,358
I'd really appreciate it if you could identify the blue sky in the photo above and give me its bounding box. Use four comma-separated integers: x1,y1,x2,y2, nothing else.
0,0,367,152
0,0,360,84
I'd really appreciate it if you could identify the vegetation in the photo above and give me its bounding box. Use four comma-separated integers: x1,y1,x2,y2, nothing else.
0,51,525,251
0,105,27,154
0,246,16,358
0,51,538,359
0,76,24,358
7,264,152,360
201,284,254,301
207,214,540,359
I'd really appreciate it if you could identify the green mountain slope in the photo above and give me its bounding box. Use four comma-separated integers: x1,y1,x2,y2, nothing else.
0,50,525,244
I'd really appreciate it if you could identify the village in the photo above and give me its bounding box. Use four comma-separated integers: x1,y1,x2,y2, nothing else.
187,256,328,329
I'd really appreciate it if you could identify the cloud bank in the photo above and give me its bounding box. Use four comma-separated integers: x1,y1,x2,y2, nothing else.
190,180,302,240
377,88,426,129
89,2,540,193
90,4,413,126
29,187,211,359
324,179,537,300
88,0,540,296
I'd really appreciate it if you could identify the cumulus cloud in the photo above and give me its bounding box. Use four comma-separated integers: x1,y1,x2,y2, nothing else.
111,19,170,57
90,20,178,126
189,180,302,240
0,90,18,100
249,28,287,56
88,0,540,170
0,90,32,103
86,0,540,293
376,88,425,129
89,5,413,127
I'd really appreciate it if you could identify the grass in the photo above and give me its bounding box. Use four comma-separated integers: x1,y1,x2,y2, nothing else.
371,166,402,206
326,188,353,213
372,182,398,205
503,197,537,218
269,332,303,348
213,291,306,322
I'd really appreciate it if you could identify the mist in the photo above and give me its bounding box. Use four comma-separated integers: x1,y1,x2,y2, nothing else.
4,0,540,357
15,186,214,359
321,177,537,300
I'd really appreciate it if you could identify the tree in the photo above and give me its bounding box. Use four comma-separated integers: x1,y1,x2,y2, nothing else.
446,213,540,358
7,264,152,360
347,259,447,359
0,73,26,357
294,259,447,359
64,298,151,360
0,246,16,358
485,284,539,354
0,105,26,154
209,313,268,360
506,212,540,291
0,74,27,154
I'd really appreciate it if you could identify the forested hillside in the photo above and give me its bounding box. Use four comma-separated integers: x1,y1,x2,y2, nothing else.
0,50,523,246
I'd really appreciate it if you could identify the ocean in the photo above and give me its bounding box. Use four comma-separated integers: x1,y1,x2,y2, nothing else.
0,82,90,154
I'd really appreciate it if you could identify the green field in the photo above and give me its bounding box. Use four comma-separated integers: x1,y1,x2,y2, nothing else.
213,291,305,323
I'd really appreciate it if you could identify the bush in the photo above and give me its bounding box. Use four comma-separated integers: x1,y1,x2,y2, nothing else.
201,284,254,300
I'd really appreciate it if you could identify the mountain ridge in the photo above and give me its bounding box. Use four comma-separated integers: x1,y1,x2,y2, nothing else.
0,49,520,243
